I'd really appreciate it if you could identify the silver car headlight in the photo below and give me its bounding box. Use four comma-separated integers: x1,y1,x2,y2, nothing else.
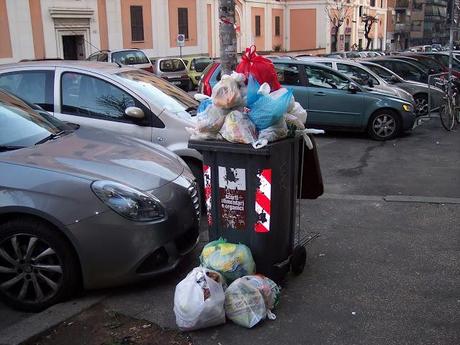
91,181,165,222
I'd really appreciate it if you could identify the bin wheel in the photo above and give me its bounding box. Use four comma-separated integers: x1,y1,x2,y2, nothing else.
291,246,307,275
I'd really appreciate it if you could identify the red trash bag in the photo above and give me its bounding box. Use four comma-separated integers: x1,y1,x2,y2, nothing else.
236,45,281,91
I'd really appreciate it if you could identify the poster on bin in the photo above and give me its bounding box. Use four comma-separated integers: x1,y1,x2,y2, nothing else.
218,167,246,230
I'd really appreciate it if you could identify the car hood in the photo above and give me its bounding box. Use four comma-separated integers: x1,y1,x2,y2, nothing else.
366,89,412,104
0,126,185,191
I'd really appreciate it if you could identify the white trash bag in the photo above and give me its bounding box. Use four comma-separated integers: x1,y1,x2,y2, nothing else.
174,267,226,331
224,277,267,328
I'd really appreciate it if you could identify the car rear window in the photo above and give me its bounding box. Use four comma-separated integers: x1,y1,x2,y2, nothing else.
159,59,186,72
112,50,150,65
192,58,212,72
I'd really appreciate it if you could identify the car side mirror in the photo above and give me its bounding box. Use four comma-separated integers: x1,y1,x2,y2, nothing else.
125,106,145,119
348,82,360,93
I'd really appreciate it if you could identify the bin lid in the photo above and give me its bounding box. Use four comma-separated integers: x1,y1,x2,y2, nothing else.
188,138,299,156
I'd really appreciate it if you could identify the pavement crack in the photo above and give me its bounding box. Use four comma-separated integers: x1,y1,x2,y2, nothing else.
337,143,383,177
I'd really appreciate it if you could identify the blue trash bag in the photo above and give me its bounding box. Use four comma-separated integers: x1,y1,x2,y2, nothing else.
246,75,261,107
197,98,213,114
248,88,293,131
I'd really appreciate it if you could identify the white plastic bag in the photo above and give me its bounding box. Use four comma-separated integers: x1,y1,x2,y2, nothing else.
284,112,305,130
270,87,295,112
174,267,226,331
212,75,244,109
252,118,288,149
220,110,258,144
224,277,267,328
289,101,308,124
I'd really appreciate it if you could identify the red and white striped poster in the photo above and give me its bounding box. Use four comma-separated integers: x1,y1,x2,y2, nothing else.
255,169,272,233
203,164,212,226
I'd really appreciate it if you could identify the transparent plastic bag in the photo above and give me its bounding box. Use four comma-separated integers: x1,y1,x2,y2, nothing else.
289,101,308,124
212,75,244,109
248,88,293,130
252,118,288,149
200,238,256,284
243,275,281,313
174,267,226,331
220,110,257,144
284,112,305,130
196,105,227,133
224,277,267,328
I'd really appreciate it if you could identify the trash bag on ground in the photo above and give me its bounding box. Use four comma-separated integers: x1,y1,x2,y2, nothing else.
174,267,226,331
200,238,256,283
236,45,282,92
224,277,267,328
220,110,258,144
212,75,244,109
248,88,293,131
243,275,281,314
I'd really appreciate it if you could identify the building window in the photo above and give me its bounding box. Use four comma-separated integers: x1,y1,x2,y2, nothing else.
178,8,189,39
359,6,363,16
255,15,261,37
275,16,281,36
370,0,376,7
380,0,384,7
130,6,144,42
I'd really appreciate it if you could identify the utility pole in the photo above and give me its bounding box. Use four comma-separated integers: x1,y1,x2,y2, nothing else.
219,0,238,76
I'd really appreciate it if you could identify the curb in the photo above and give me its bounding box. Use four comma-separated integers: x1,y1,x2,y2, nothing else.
0,294,105,345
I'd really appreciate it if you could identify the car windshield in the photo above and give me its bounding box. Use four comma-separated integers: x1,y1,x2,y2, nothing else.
0,101,64,149
364,64,400,82
159,59,186,72
114,70,198,116
193,58,213,72
112,50,150,65
410,57,443,73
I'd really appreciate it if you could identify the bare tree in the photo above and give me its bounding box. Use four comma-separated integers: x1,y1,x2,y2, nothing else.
362,15,378,50
219,0,238,75
325,0,352,52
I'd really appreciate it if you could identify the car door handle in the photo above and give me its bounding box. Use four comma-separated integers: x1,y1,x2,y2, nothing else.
156,136,165,142
314,92,326,96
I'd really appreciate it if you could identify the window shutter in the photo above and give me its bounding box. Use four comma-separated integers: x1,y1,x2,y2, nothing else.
130,6,144,42
178,8,189,39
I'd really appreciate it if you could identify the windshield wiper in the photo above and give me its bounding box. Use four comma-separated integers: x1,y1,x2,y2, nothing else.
35,130,67,145
0,145,25,152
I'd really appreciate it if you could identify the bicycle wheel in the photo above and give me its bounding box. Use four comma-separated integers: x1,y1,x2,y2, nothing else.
440,100,455,131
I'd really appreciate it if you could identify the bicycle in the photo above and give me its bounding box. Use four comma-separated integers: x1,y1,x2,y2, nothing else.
438,77,460,131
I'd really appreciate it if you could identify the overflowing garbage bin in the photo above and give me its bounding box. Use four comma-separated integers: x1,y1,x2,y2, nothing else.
189,137,308,283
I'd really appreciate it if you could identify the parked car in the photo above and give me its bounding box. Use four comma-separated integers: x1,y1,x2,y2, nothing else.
364,58,430,83
87,49,153,73
0,89,200,311
421,52,460,72
199,60,416,140
360,61,445,116
197,61,221,96
0,61,203,184
182,56,213,88
407,45,432,52
392,54,450,76
323,51,362,59
295,57,414,103
151,57,191,91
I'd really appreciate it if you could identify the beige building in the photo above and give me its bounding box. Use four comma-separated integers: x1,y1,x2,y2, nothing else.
1,0,377,64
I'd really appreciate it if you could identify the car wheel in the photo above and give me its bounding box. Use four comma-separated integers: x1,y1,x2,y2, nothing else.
414,94,428,117
0,218,79,312
367,110,401,141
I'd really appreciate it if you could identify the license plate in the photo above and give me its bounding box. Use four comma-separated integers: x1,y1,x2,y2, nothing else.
171,81,181,85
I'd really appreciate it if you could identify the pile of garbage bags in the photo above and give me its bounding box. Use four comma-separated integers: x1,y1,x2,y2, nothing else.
174,238,281,331
187,46,308,149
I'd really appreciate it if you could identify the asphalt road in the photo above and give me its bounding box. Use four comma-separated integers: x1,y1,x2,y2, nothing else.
1,118,459,345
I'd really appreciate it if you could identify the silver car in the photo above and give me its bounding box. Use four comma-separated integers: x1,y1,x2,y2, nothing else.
296,57,414,103
0,90,200,311
0,61,203,183
360,61,445,116
87,48,154,73
152,57,192,91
